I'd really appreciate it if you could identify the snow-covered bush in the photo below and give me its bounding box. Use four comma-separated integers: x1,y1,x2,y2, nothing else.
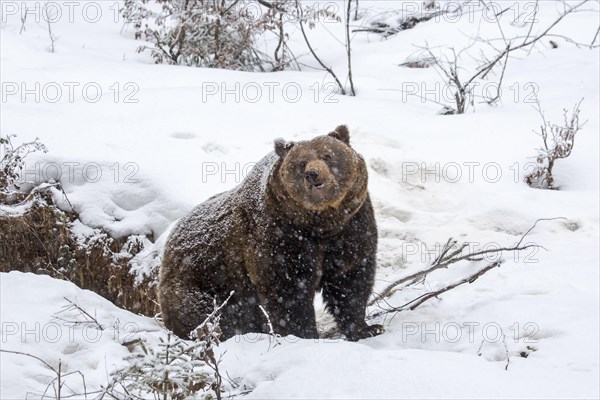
526,100,585,189
114,296,229,400
116,334,215,399
0,134,47,204
121,0,350,75
123,0,273,70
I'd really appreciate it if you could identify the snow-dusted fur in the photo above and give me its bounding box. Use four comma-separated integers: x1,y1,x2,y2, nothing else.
159,126,382,340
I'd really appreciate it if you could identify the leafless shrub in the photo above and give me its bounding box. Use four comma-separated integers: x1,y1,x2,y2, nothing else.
124,0,270,71
0,134,48,204
525,99,585,189
415,0,590,114
255,0,303,72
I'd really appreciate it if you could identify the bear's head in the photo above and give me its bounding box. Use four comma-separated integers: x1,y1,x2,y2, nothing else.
272,125,368,218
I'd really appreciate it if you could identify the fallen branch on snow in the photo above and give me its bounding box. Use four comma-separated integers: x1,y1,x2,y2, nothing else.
367,218,562,320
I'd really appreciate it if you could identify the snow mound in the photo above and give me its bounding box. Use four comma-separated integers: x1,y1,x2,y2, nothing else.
0,271,162,399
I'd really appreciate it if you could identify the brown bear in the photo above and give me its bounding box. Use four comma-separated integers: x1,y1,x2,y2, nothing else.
158,125,382,341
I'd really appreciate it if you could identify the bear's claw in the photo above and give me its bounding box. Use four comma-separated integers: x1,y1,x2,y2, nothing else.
346,323,384,341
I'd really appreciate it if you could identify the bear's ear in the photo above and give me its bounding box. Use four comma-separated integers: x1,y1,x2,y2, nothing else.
328,125,350,145
274,138,294,158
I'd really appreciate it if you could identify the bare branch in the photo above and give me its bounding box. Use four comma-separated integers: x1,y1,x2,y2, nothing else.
345,0,356,96
259,305,282,350
591,25,600,47
0,349,57,374
523,0,540,51
503,334,511,371
468,0,589,88
367,217,557,320
370,261,502,319
485,43,510,104
54,297,104,331
295,0,346,95
194,290,234,338
412,0,589,114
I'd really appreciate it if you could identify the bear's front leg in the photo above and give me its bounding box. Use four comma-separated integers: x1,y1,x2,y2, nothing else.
266,286,319,339
256,241,320,339
322,258,383,341
262,263,318,339
322,197,383,341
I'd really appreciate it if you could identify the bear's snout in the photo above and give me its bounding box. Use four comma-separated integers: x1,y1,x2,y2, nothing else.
304,160,330,188
305,169,322,187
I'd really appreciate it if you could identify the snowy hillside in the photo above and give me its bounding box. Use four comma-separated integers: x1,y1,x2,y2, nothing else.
1,0,599,398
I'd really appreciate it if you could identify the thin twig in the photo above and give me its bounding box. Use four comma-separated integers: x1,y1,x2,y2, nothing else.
57,297,104,330
345,0,356,96
259,305,281,350
503,334,511,371
0,350,57,374
193,290,235,338
295,0,346,95
485,43,511,104
591,25,600,47
523,0,539,54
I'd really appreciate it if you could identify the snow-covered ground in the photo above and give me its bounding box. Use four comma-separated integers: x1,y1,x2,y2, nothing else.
1,1,599,398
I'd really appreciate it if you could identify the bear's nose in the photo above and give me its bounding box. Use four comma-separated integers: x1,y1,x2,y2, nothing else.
305,169,320,185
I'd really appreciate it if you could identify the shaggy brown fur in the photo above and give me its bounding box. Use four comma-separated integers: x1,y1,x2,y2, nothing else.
159,126,382,341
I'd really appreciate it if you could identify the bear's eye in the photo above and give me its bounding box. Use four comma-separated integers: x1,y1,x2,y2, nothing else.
298,161,307,169
323,153,333,161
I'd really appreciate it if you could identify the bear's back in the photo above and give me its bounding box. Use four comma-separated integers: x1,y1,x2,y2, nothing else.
162,152,278,269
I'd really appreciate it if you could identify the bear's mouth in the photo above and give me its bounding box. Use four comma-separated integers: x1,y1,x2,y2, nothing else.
313,182,324,189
